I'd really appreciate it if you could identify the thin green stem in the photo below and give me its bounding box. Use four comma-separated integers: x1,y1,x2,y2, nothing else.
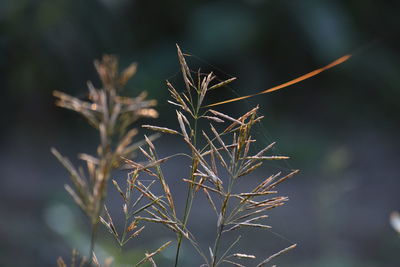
87,221,99,266
212,176,235,266
212,223,224,267
174,117,199,267
173,183,193,267
120,214,129,246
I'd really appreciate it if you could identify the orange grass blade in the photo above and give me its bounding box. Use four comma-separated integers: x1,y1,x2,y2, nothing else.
205,54,351,107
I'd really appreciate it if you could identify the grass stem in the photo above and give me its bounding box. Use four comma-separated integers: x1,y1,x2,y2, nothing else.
173,118,198,267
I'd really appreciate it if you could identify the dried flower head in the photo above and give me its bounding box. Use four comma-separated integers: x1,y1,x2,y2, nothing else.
52,55,158,260
121,45,298,267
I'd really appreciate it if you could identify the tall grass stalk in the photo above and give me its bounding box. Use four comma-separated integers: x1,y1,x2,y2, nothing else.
52,55,158,262
131,45,298,266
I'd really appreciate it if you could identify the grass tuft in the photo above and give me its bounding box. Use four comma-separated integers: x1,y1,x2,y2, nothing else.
53,47,297,266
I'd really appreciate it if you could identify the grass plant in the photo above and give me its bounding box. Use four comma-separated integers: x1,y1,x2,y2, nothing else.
53,46,297,266
52,55,159,265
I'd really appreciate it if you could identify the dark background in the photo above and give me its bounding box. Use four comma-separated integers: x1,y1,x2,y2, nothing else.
1,0,400,266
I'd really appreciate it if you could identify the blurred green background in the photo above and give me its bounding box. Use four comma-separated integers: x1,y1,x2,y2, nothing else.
1,0,400,266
